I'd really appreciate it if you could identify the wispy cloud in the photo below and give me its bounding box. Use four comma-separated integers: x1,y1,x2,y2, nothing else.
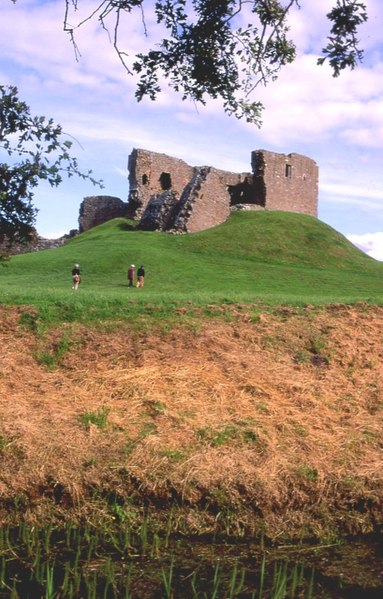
347,232,383,261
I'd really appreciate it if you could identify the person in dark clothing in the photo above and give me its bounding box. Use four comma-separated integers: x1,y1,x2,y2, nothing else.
72,263,81,290
127,264,135,287
136,265,145,288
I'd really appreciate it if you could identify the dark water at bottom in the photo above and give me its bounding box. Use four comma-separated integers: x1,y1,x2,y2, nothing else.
1,528,382,598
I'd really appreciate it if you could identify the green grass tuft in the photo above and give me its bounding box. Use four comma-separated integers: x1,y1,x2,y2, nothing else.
79,407,110,431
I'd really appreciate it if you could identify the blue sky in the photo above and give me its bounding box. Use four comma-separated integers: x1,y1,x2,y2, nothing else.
1,0,383,260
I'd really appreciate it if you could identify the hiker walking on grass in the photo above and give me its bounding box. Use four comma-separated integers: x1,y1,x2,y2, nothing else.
72,263,81,290
136,265,145,288
127,264,135,287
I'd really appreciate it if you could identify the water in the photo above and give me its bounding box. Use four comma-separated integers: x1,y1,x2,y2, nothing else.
0,524,382,598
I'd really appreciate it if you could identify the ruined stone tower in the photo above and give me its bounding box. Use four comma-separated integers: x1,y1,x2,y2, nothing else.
251,150,318,216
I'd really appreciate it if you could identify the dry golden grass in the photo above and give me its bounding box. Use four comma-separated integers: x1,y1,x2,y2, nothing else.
0,304,382,539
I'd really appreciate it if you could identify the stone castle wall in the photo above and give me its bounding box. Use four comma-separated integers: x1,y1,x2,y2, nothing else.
173,166,243,233
252,150,318,216
128,148,252,233
79,196,130,232
79,148,318,234
128,149,194,220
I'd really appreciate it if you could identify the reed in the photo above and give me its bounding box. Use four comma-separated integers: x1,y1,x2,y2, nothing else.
45,561,55,599
161,557,174,599
0,522,318,598
228,561,246,598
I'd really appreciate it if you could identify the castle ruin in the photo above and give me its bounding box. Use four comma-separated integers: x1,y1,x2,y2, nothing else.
79,149,318,233
78,195,130,233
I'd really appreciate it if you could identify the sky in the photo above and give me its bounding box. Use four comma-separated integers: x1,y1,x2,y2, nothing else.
1,0,383,260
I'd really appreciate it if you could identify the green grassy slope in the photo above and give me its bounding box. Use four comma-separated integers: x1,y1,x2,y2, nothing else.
1,211,382,317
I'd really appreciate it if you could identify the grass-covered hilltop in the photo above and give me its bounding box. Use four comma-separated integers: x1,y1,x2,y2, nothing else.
1,210,383,542
1,211,383,311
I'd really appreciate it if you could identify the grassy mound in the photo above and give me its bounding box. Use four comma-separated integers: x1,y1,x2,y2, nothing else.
0,211,382,320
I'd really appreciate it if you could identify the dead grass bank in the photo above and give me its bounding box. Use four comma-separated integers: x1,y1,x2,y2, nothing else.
0,303,382,541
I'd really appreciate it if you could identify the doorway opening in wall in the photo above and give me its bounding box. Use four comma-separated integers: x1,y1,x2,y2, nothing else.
228,180,260,205
159,172,171,190
285,164,292,178
142,174,149,185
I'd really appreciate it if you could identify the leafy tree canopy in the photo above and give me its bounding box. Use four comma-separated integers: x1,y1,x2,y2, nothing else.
58,0,368,124
0,85,102,251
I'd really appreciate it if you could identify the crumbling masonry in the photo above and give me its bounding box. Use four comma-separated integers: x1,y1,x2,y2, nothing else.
79,149,318,232
78,196,130,233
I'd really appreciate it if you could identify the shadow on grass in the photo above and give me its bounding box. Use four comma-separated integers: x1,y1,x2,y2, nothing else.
117,221,139,232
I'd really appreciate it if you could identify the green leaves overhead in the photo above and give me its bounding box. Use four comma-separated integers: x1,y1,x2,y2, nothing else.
61,0,367,124
318,0,368,75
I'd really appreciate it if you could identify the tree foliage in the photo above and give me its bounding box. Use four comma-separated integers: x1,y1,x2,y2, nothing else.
60,0,368,124
0,85,102,248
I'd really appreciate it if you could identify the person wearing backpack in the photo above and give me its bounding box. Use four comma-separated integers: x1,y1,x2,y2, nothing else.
136,265,145,288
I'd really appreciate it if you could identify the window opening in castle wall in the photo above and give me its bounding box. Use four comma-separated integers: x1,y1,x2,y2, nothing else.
160,172,172,190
